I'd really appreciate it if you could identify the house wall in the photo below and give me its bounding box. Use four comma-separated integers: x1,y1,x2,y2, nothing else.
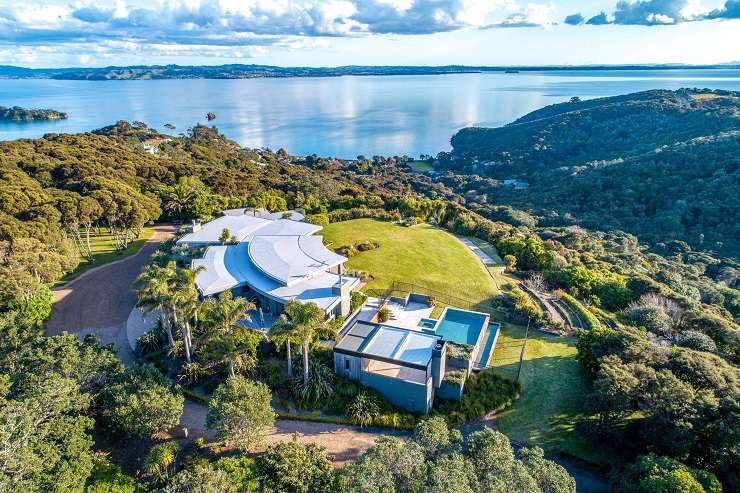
334,353,361,380
359,369,433,414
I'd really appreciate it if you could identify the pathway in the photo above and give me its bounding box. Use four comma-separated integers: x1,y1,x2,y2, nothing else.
176,400,406,465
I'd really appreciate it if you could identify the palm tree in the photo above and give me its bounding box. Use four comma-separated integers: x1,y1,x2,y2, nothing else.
267,314,299,378
199,291,256,376
136,261,178,347
163,180,196,219
275,300,335,384
172,266,204,363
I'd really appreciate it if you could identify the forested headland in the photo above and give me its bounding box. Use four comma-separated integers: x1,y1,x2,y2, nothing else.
443,88,740,257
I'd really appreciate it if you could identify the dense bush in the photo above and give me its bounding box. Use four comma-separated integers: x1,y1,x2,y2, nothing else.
101,364,184,438
433,370,520,424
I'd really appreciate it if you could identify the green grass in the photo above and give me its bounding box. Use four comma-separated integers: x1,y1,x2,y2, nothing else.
490,323,606,465
56,227,155,286
407,160,436,172
467,236,504,265
322,219,499,305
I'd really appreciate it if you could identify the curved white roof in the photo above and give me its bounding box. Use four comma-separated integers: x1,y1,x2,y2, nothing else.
193,243,358,312
248,235,346,286
178,215,269,244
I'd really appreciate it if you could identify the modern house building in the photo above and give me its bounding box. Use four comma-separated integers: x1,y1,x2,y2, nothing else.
333,292,500,413
178,212,357,321
334,321,446,414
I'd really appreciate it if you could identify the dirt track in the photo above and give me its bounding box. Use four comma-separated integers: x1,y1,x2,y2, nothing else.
46,224,175,362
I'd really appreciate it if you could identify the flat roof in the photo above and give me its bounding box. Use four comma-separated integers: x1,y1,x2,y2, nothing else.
335,321,441,369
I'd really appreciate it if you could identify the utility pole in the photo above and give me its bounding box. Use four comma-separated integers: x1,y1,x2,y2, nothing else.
516,316,531,382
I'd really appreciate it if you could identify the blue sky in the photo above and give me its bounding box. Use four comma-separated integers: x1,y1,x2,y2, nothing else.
0,0,738,67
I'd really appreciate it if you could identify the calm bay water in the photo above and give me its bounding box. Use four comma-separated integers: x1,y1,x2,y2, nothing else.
1,69,739,158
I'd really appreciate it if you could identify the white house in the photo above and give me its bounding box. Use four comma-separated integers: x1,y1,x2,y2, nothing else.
178,212,357,320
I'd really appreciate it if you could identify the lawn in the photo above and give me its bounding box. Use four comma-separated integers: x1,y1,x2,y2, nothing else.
490,323,606,465
322,219,499,305
56,227,155,285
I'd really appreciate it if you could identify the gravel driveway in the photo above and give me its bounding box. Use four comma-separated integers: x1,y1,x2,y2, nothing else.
46,224,175,364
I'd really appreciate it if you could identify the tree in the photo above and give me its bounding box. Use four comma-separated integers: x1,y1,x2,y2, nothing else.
412,416,462,458
268,314,298,378
519,447,576,493
206,376,275,452
278,301,334,385
172,266,205,363
85,456,141,493
616,453,721,493
219,228,231,245
340,437,426,493
164,463,236,493
198,291,257,376
101,364,184,438
0,374,95,493
504,254,517,272
258,438,335,493
137,261,179,347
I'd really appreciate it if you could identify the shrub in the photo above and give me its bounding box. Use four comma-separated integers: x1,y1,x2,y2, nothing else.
145,441,180,482
355,240,380,251
292,360,335,404
447,343,473,362
444,369,467,387
675,330,718,353
137,330,163,355
433,370,520,425
101,364,184,438
177,362,211,387
207,376,275,452
346,391,381,427
350,291,368,313
559,291,602,330
377,307,391,323
337,244,359,257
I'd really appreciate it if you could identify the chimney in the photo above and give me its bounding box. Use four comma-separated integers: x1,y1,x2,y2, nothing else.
432,340,446,388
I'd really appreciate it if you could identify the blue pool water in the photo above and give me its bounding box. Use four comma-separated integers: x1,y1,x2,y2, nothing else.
418,318,437,330
435,308,489,346
474,323,500,369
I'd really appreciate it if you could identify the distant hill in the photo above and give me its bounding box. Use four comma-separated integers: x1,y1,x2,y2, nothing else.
444,89,740,255
0,63,738,80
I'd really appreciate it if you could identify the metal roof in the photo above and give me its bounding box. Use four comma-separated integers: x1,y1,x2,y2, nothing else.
193,242,357,312
248,235,346,286
177,215,269,244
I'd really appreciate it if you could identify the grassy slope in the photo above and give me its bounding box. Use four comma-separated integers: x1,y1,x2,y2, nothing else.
56,227,155,285
323,219,599,463
490,323,605,464
322,219,499,305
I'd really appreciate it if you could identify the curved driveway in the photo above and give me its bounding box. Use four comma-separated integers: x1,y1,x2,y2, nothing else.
46,224,176,364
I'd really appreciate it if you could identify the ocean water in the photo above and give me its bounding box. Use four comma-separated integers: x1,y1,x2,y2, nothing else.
1,69,739,158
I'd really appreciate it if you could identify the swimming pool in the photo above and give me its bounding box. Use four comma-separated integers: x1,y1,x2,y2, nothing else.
418,318,437,330
434,308,489,346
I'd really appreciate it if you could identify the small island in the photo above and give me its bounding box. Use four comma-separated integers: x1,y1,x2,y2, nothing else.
0,105,68,121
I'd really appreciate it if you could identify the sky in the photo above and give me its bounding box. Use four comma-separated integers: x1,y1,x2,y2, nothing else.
0,0,738,68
